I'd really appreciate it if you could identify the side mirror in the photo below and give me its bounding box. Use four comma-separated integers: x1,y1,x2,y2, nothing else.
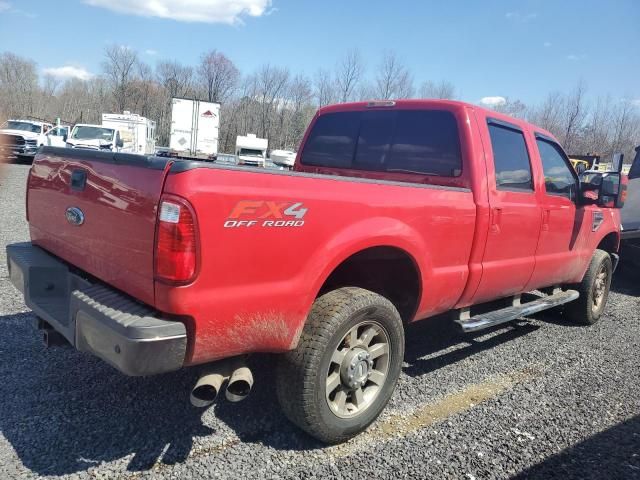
116,138,124,148
598,172,626,208
580,172,625,208
62,134,68,142
579,173,602,205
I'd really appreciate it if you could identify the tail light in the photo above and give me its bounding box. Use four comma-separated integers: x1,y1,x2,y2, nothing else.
155,195,199,284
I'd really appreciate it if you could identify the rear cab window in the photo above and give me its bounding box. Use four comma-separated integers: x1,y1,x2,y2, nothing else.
300,108,464,186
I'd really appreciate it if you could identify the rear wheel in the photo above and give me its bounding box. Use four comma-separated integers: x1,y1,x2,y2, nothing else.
276,287,404,444
565,249,612,325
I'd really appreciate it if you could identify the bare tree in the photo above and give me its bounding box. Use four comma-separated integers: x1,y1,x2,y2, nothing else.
314,68,337,107
335,49,364,103
1,47,637,159
198,50,240,104
374,51,414,100
493,97,528,118
561,81,588,153
156,60,193,99
0,52,39,117
528,91,564,134
42,74,60,98
280,74,313,148
153,60,194,144
419,80,456,99
582,95,613,154
610,99,640,160
256,64,290,139
102,45,139,112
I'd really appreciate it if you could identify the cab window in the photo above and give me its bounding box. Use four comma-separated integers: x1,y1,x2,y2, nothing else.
536,138,578,200
301,109,462,177
488,122,534,191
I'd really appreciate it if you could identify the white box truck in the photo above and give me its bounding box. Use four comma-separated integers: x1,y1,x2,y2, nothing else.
102,111,156,155
235,133,268,167
169,98,220,160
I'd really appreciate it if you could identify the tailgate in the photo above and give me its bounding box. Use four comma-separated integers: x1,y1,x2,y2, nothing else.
27,147,169,305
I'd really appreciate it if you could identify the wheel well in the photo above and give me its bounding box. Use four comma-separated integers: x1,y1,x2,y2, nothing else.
318,246,421,321
597,232,619,255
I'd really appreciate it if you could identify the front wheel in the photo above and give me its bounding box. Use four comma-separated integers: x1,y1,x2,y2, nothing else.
276,287,405,444
565,249,613,325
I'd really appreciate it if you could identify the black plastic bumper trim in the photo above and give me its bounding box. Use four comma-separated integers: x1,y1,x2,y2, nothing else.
6,242,186,376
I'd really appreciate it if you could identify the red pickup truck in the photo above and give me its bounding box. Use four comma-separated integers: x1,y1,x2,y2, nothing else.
6,100,625,443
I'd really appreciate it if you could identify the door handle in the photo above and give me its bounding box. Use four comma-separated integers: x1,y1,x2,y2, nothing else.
542,209,550,231
70,169,87,191
490,207,502,234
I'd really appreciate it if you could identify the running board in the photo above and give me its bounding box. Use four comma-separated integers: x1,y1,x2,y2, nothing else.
456,290,580,333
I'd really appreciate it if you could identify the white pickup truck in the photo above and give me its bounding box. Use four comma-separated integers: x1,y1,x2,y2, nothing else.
621,147,640,266
0,119,54,160
66,124,124,151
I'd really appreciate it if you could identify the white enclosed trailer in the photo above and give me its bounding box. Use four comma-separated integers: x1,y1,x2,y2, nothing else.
169,98,220,160
101,112,156,155
235,134,268,167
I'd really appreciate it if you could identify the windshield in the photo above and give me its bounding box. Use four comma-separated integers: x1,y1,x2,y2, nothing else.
71,126,115,141
239,148,264,157
5,121,41,134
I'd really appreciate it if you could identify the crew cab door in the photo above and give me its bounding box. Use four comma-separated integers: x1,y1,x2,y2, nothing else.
525,135,581,288
472,118,543,303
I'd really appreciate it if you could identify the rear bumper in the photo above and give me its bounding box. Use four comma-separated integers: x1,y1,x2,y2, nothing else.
6,242,187,376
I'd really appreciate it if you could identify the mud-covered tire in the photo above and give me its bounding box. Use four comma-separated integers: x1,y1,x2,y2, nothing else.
276,287,404,444
564,249,612,325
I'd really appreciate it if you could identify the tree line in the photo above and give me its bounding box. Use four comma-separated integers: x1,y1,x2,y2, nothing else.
0,47,638,161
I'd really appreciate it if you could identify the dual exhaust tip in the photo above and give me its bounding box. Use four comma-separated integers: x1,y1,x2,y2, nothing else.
190,357,254,408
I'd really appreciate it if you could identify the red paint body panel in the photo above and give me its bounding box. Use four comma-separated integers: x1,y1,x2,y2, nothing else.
156,168,476,363
25,100,622,368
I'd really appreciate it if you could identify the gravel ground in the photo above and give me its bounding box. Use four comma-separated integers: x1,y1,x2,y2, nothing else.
0,163,639,480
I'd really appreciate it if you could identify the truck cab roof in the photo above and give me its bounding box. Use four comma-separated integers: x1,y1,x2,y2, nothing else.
318,99,559,144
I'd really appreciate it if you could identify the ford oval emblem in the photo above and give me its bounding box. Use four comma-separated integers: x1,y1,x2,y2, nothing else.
65,207,85,226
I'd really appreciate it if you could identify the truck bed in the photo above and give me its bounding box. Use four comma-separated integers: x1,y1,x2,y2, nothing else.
25,147,477,364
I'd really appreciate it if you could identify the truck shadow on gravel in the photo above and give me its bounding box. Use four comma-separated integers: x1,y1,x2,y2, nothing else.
0,312,229,475
0,312,317,476
0,312,544,476
403,314,540,378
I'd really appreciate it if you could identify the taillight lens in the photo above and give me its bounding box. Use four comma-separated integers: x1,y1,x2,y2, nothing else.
155,197,198,283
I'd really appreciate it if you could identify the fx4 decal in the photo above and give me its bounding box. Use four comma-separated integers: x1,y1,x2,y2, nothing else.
224,200,308,228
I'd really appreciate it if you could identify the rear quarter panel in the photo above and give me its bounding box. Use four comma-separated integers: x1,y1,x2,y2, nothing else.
156,167,477,364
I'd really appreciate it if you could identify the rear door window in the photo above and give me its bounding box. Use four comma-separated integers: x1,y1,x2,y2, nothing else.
301,109,462,177
488,123,533,191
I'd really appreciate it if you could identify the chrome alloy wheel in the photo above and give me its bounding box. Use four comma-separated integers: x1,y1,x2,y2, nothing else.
592,263,609,311
325,321,391,418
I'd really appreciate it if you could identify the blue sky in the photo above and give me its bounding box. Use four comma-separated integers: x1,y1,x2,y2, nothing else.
0,0,638,106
